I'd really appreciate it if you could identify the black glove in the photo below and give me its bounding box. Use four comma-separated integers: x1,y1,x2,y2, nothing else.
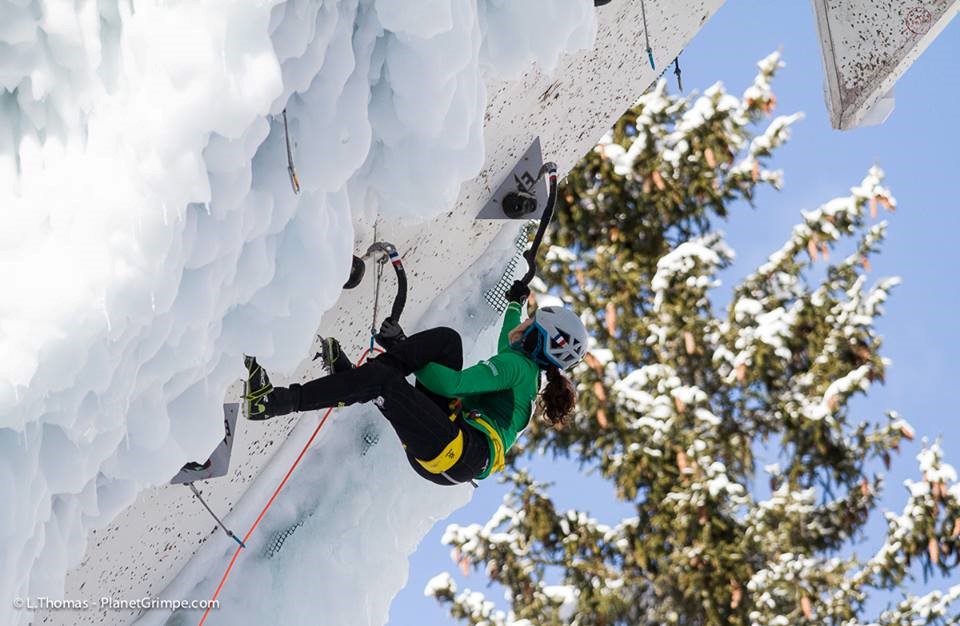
506,280,531,304
375,317,407,350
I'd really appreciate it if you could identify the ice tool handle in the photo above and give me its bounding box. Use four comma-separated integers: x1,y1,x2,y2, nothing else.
520,162,559,286
364,241,407,323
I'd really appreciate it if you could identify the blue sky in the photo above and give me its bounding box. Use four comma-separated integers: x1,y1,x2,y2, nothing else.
389,3,960,624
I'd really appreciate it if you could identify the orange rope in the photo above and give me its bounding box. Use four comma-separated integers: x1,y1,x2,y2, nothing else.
199,348,377,625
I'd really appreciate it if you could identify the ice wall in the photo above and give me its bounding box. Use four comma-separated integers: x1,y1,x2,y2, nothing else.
0,1,595,623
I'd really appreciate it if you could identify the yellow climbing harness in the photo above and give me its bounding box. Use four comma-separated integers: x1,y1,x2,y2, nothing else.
416,403,464,474
464,415,505,474
413,401,506,476
416,430,465,474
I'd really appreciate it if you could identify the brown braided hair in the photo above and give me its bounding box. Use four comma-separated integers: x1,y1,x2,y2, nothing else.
538,365,577,427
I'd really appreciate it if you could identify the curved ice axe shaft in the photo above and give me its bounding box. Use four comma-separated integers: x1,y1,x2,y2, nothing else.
520,162,559,286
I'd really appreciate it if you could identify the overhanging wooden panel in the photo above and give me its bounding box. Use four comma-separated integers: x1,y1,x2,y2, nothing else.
812,0,959,129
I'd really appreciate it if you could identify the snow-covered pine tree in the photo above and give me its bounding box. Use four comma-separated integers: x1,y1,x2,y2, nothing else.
427,53,960,626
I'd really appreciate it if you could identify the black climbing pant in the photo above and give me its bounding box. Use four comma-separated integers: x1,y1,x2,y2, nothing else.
292,327,490,485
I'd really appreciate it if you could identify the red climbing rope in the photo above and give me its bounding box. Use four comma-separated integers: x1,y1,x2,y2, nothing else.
198,348,378,625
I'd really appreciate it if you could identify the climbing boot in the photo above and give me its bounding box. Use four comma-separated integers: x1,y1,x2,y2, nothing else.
244,355,272,415
244,356,298,420
316,337,354,374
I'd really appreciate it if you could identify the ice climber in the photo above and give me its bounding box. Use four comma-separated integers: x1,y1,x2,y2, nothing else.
242,281,588,486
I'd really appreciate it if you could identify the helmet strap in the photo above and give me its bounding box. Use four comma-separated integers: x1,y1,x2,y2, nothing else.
511,325,559,370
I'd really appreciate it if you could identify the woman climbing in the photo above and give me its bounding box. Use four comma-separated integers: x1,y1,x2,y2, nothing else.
242,281,588,485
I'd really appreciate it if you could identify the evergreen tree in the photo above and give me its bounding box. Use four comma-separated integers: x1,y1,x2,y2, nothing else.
427,53,960,626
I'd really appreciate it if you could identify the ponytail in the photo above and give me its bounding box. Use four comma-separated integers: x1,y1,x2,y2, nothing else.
538,365,577,427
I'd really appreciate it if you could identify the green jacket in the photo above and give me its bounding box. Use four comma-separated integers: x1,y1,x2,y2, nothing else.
414,302,540,479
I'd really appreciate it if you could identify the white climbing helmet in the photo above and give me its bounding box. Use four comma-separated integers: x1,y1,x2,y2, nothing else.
518,305,588,371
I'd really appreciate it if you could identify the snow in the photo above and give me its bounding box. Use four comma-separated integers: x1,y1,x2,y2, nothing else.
542,585,578,619
651,236,725,311
748,113,804,157
805,365,871,422
904,480,930,498
742,51,784,104
675,82,740,134
599,131,647,176
598,77,673,162
0,1,598,623
864,276,902,316
732,298,802,361
901,584,960,623
703,461,746,498
694,408,722,426
734,298,764,320
546,245,578,263
763,463,782,475
590,348,615,366
614,364,688,441
917,442,958,484
423,572,455,597
536,293,567,309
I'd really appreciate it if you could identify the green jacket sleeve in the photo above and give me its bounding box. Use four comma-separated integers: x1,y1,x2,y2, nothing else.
497,301,523,353
416,352,525,397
